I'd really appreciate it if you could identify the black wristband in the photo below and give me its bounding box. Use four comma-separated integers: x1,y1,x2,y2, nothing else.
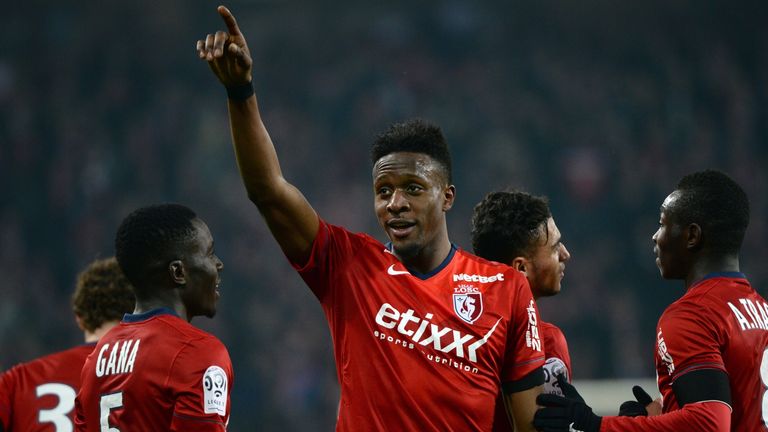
226,81,254,101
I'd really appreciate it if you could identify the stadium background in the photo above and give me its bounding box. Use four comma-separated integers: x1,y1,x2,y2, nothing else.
1,0,766,428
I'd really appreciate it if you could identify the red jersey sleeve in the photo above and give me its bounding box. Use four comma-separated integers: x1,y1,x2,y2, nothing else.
500,272,545,384
658,303,725,381
291,219,363,302
0,368,15,428
601,400,731,432
541,322,572,396
168,337,233,431
542,323,571,376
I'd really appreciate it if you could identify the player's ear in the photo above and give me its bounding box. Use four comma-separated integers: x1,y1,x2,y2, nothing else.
75,315,86,331
442,184,456,212
511,257,528,275
169,260,187,285
686,223,703,250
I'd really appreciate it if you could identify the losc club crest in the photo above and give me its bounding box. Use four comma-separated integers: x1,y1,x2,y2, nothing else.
453,292,483,324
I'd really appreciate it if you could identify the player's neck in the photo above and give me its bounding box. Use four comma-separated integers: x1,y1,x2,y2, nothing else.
134,296,188,321
684,254,740,289
400,232,453,275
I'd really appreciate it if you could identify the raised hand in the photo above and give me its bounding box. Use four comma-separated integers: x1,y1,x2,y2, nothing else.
618,385,656,417
196,5,253,88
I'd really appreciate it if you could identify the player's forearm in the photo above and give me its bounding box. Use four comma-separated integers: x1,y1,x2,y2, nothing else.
600,401,730,432
226,94,319,263
227,95,286,204
507,384,543,432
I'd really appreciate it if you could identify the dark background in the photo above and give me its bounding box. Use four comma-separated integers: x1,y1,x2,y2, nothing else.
2,0,766,429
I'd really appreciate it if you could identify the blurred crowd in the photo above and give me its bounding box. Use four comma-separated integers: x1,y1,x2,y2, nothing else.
1,0,766,429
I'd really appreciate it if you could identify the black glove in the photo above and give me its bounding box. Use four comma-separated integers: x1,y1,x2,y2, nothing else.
618,385,653,417
534,374,602,432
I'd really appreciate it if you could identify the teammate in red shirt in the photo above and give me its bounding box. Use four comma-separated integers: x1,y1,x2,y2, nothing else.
74,204,232,431
471,191,573,431
196,7,545,430
0,257,135,432
534,169,768,432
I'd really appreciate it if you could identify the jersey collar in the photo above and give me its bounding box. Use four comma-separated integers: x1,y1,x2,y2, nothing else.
385,242,458,280
692,271,747,287
122,307,179,323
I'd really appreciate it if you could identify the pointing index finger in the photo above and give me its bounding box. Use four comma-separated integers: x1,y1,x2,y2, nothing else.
217,5,242,37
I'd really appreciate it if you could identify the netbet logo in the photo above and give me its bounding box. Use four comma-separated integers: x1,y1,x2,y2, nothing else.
453,273,504,283
375,303,500,363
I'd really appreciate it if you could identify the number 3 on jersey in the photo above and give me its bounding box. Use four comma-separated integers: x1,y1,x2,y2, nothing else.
100,392,123,432
36,383,76,432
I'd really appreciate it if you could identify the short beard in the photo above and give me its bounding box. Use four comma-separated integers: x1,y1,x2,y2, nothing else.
393,242,423,262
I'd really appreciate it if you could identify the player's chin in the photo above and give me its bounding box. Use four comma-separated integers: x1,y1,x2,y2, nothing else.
656,259,669,278
391,241,422,260
202,295,218,318
539,287,560,298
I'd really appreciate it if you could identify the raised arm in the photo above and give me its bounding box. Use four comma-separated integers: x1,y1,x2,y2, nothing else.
196,6,319,264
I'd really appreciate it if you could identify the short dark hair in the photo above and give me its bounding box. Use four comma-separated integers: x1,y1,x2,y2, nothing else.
370,119,453,184
72,257,135,332
471,190,551,263
115,204,198,292
667,169,750,255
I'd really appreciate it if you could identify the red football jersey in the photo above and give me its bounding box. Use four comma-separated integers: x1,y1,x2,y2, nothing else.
654,273,768,431
292,220,545,431
0,343,94,431
492,320,572,431
540,321,572,391
602,273,768,431
74,308,233,431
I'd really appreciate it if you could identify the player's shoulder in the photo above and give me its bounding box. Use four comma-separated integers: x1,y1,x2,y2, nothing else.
666,275,749,316
539,320,563,334
455,247,501,266
661,295,706,320
660,288,724,330
540,321,569,347
1,344,93,387
173,329,231,370
454,248,525,282
156,316,226,348
119,311,227,352
15,344,93,371
137,317,231,368
321,219,385,250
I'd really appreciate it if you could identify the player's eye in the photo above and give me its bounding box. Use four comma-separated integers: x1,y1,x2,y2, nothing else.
406,184,423,194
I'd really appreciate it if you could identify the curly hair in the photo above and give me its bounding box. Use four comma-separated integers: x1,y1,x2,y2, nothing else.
667,169,750,255
71,257,135,332
114,203,198,292
471,190,551,263
370,118,453,184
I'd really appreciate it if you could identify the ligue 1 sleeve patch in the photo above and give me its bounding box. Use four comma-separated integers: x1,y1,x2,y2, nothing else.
202,365,228,415
542,357,568,396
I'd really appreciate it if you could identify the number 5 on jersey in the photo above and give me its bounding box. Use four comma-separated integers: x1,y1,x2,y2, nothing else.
99,392,123,432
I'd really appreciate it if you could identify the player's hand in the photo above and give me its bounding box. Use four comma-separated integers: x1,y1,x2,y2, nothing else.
618,385,658,417
196,5,253,87
534,374,602,432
